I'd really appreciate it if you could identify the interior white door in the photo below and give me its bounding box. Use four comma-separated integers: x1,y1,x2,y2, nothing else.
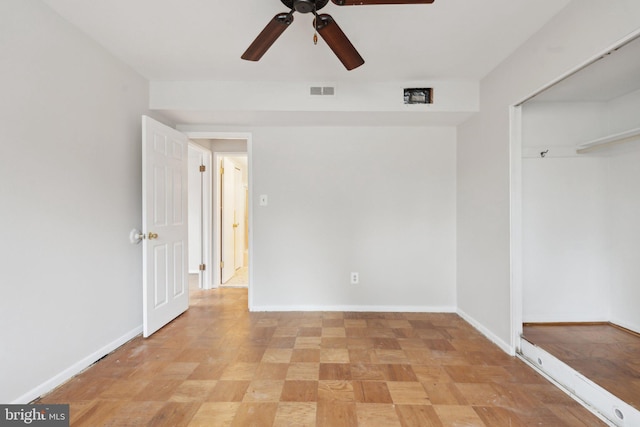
221,157,236,283
142,116,189,337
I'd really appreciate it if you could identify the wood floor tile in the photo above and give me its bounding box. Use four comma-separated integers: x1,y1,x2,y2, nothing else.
433,405,487,427
344,319,368,328
147,402,201,427
261,349,293,363
411,365,451,383
372,349,410,364
321,337,348,348
380,364,418,381
386,382,430,405
280,380,318,402
322,327,347,337
317,380,355,402
291,349,320,363
423,382,465,405
273,327,299,337
220,362,259,380
353,381,393,403
319,348,350,363
235,346,267,363
99,379,151,400
132,379,183,401
294,337,322,349
208,381,251,402
71,400,127,427
316,401,357,427
230,402,278,427
356,403,402,427
286,363,320,380
188,362,228,380
351,363,386,381
170,380,218,402
188,402,240,427
254,363,289,380
242,380,285,402
319,363,352,380
347,349,374,363
100,401,165,426
273,402,316,427
395,405,444,427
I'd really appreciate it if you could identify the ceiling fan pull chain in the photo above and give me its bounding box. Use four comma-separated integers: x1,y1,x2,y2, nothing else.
313,8,318,45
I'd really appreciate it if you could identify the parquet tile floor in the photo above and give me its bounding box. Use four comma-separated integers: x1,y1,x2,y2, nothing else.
36,288,606,426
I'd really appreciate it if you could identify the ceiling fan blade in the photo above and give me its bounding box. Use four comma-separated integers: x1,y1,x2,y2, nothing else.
315,14,364,71
241,13,294,61
331,0,434,5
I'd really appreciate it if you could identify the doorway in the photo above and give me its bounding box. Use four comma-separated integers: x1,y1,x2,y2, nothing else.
217,153,249,287
510,31,640,425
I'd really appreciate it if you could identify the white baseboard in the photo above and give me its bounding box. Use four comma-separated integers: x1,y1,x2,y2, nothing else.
610,318,640,335
522,315,609,324
249,304,457,313
457,308,514,355
12,325,143,404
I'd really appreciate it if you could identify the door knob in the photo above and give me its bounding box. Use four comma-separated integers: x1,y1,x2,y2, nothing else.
148,232,159,239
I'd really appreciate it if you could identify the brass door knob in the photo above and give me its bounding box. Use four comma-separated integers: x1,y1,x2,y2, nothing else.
148,232,159,239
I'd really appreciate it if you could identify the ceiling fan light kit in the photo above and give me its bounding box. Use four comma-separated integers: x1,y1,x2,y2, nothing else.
241,0,435,70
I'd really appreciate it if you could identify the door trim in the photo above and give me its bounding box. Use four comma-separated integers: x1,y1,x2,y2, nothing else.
188,142,213,290
215,152,249,287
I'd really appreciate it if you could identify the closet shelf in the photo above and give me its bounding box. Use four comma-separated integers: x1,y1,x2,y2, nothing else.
576,126,640,154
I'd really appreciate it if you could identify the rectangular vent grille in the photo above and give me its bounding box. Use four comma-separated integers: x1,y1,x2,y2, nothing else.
310,86,335,96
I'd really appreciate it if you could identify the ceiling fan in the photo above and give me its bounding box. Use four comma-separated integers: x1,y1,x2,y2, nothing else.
241,0,435,71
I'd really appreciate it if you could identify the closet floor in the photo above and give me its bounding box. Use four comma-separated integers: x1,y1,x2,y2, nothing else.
522,323,640,411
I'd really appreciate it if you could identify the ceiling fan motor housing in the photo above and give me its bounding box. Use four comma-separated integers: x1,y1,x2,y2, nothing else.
281,0,330,13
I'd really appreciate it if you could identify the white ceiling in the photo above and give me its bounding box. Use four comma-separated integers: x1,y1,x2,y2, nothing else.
42,0,570,83
41,0,573,125
529,34,640,103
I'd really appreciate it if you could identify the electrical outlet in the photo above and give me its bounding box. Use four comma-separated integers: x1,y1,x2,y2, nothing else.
350,272,359,285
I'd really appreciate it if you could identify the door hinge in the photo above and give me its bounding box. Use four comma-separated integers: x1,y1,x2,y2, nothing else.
220,261,224,269
220,166,224,175
199,263,206,271
199,165,206,172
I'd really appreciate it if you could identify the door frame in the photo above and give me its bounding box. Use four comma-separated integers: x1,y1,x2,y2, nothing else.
215,152,249,287
182,131,253,309
188,142,213,290
508,30,640,353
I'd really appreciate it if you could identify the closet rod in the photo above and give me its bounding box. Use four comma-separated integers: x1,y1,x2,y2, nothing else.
576,127,640,154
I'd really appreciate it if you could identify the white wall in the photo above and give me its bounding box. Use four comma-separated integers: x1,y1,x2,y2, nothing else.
521,103,610,322
0,1,151,403
250,126,457,311
457,0,640,350
606,89,640,332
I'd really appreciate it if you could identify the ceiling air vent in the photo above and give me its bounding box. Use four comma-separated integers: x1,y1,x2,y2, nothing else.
310,86,335,96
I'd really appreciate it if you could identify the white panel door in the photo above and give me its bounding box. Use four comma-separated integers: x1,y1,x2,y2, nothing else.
221,157,236,283
142,116,189,337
